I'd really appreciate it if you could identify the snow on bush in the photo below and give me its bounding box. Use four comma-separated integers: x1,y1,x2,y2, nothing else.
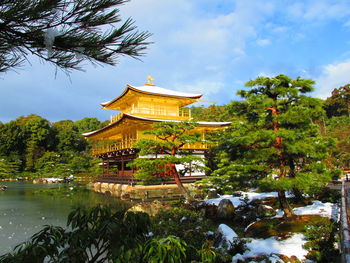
204,191,292,207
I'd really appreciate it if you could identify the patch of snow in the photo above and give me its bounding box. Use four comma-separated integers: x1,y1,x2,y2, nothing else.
244,221,257,232
44,28,60,57
74,47,85,59
241,233,307,260
274,209,284,218
45,178,64,182
293,200,339,220
218,224,238,247
204,191,293,208
268,254,284,263
123,113,232,126
101,100,111,105
180,216,187,223
263,205,273,209
130,85,202,98
231,253,245,263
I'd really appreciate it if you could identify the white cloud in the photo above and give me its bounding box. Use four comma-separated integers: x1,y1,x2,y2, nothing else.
271,25,289,33
118,0,276,96
174,80,225,96
315,59,350,99
287,0,350,21
256,39,271,46
3,0,350,122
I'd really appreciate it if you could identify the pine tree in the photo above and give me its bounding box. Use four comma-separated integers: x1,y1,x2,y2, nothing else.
213,75,334,217
129,122,205,201
0,0,151,72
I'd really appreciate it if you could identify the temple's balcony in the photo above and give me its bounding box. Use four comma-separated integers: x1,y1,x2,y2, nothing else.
92,138,137,155
182,142,209,150
110,113,123,123
109,108,191,124
91,139,209,156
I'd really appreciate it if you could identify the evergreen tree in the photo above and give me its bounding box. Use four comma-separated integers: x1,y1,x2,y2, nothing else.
0,0,151,72
129,122,205,200
324,84,350,118
213,75,334,217
326,116,350,168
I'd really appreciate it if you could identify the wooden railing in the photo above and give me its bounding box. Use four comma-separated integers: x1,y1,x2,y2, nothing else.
109,108,191,124
340,181,350,262
182,142,209,150
92,140,209,155
92,139,137,155
110,113,123,123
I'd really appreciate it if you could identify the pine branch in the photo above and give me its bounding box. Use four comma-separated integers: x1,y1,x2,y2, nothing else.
0,0,152,73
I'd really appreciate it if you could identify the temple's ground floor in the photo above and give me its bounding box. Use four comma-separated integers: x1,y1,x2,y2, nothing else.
90,181,205,200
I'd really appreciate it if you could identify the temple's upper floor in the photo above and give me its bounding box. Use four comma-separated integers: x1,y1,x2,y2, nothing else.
101,83,203,122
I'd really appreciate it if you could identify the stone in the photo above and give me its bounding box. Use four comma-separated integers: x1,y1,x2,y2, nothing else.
127,200,170,216
257,204,277,218
217,199,235,219
205,188,219,199
204,204,218,219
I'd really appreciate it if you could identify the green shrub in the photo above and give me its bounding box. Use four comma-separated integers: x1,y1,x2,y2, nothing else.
303,217,340,262
143,236,187,263
314,187,341,204
0,205,151,263
330,168,342,180
151,207,217,261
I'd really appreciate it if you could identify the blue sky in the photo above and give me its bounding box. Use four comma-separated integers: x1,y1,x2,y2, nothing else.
1,0,350,123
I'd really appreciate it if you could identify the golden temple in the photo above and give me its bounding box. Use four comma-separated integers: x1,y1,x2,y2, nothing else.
83,79,231,183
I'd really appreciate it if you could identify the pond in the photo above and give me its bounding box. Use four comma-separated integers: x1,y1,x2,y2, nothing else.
0,181,131,255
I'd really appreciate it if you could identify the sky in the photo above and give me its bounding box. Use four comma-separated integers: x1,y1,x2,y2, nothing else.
1,0,350,123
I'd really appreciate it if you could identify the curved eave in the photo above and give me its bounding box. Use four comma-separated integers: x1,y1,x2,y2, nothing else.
82,113,231,139
100,85,203,109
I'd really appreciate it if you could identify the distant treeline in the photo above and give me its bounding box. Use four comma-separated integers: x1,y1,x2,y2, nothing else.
0,115,108,178
0,84,349,178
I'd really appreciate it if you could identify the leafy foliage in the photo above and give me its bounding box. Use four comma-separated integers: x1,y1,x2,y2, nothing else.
151,207,215,248
143,236,188,263
326,116,350,168
0,0,151,72
150,207,222,262
0,205,151,263
0,114,102,177
190,105,232,122
0,204,225,263
0,158,19,178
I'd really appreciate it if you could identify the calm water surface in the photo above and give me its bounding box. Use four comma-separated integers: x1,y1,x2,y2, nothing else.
0,181,130,255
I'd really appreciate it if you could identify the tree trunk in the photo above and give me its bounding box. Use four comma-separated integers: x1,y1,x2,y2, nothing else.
278,190,293,217
170,164,193,202
269,105,293,217
288,158,304,201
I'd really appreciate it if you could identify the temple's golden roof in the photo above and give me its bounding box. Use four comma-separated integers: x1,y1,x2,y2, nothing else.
101,84,202,110
83,113,231,139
